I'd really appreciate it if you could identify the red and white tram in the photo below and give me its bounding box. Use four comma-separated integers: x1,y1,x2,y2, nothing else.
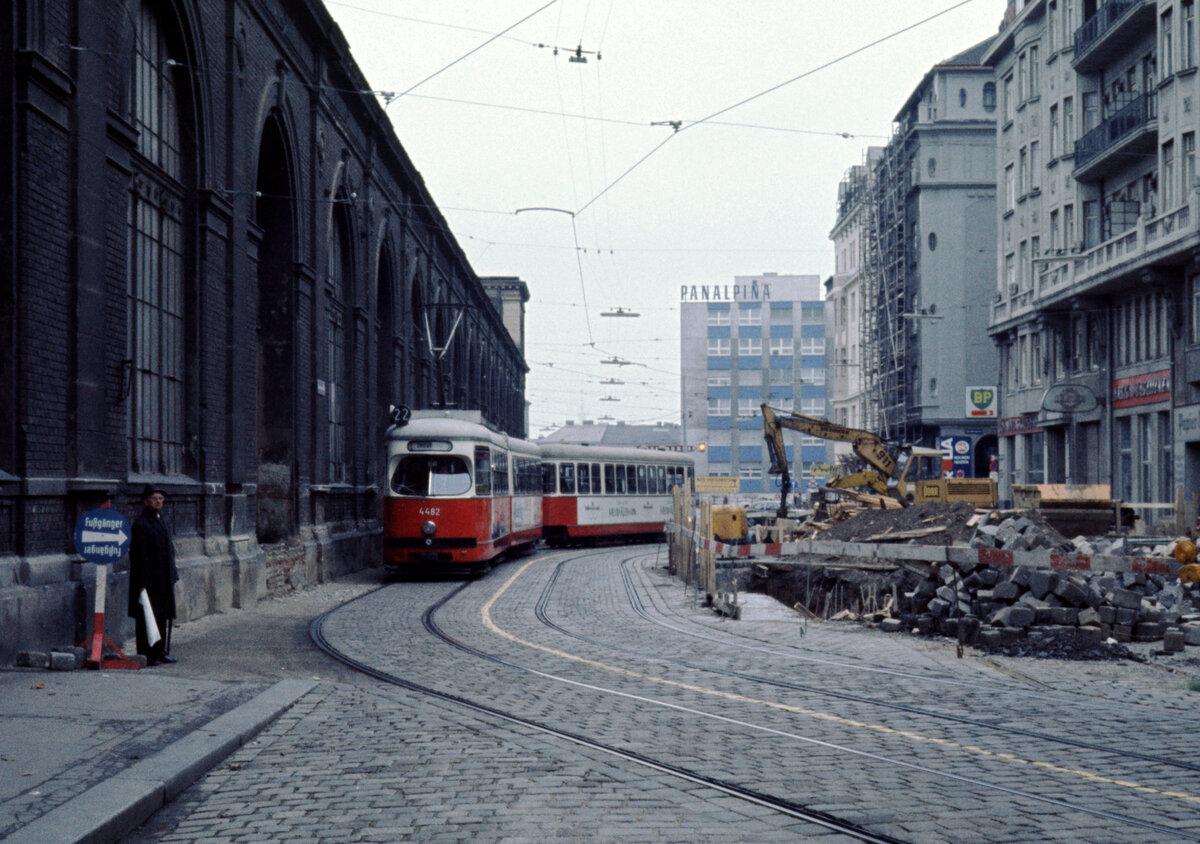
383,409,695,572
383,410,542,573
539,443,694,546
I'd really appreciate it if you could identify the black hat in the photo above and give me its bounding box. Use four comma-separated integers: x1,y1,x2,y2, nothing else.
140,483,166,499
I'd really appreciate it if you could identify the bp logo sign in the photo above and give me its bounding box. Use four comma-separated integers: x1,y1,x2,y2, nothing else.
967,386,997,418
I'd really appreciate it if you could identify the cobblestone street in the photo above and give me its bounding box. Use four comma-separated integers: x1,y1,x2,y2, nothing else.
122,546,1200,843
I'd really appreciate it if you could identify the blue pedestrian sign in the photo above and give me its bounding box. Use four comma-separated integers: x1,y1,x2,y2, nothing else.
74,509,131,564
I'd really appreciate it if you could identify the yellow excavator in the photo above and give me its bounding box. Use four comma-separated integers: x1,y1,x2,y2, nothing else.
761,404,998,517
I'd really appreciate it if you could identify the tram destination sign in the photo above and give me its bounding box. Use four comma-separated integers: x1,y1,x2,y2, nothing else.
73,509,131,565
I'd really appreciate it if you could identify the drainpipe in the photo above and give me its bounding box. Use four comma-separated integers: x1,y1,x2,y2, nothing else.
1104,298,1114,493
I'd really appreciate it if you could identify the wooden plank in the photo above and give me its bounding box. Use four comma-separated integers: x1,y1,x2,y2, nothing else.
864,526,947,542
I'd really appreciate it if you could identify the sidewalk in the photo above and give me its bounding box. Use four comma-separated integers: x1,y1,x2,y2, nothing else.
0,571,384,844
0,666,313,844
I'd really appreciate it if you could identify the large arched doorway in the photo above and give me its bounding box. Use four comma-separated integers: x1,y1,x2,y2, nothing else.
254,115,297,543
975,433,999,479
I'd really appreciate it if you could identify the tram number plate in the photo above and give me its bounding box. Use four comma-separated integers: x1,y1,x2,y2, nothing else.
418,507,441,516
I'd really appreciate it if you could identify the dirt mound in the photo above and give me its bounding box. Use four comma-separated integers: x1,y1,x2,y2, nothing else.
811,501,1071,549
817,501,980,545
974,628,1141,661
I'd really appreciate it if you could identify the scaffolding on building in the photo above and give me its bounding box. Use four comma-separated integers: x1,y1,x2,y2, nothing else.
862,124,915,446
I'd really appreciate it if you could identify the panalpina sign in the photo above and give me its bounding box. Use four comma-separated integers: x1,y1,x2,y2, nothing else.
1112,370,1170,409
681,282,772,302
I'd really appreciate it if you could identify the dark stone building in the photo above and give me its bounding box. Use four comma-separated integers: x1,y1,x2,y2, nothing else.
0,0,528,660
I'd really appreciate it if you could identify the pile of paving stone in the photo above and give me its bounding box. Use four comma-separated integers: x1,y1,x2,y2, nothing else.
895,513,1200,654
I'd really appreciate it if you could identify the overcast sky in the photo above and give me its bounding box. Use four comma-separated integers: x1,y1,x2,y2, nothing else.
323,0,1005,434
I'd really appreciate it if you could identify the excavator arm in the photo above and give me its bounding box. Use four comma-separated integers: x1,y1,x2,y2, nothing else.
825,469,891,497
761,403,907,517
761,404,899,479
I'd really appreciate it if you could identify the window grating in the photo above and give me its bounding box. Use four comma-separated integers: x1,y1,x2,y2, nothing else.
129,3,185,476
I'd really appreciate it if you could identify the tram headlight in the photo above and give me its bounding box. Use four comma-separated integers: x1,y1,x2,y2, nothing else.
421,520,436,537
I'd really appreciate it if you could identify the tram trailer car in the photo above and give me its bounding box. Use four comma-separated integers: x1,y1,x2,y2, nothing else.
384,410,543,573
539,443,694,546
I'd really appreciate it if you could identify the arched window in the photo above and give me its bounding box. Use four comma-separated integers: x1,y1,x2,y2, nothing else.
129,2,188,476
327,206,351,483
982,81,997,112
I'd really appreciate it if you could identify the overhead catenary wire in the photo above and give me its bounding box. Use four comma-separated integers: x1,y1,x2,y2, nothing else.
59,45,886,142
390,0,561,100
573,0,987,216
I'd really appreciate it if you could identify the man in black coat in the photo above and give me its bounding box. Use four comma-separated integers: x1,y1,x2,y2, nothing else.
128,484,179,665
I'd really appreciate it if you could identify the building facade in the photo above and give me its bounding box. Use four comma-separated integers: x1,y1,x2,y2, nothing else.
1,0,527,659
984,0,1197,523
680,274,829,499
857,42,1001,478
828,148,882,441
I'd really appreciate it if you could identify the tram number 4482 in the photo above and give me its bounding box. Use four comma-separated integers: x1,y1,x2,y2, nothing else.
418,507,441,517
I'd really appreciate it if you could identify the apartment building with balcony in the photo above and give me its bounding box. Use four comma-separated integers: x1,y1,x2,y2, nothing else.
984,0,1198,521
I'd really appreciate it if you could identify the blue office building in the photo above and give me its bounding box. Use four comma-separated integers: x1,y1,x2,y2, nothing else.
680,274,829,498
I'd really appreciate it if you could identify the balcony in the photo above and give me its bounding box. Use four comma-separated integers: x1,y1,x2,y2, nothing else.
1073,0,1156,72
1073,92,1157,180
1033,198,1197,306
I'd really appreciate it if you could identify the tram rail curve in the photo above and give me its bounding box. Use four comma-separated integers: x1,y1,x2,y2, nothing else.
312,550,1200,842
309,580,907,844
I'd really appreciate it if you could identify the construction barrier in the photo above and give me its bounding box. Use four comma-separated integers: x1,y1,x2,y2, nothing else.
665,523,1181,578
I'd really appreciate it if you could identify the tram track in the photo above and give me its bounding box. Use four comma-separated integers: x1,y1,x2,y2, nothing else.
506,550,1200,838
309,579,908,844
315,556,1200,841
543,553,1200,775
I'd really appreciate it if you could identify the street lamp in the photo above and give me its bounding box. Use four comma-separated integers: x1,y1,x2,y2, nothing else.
513,206,593,344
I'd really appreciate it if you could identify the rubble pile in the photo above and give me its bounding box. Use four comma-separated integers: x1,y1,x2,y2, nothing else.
754,504,1200,659
895,512,1200,655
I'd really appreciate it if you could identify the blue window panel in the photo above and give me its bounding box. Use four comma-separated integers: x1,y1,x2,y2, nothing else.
770,356,793,370
735,326,768,338
785,446,795,462
800,385,826,400
769,302,792,311
770,325,793,338
707,416,732,430
768,386,792,400
738,356,762,370
707,302,730,311
738,446,762,463
707,325,730,339
800,324,825,338
801,302,824,316
800,356,824,369
801,445,826,463
707,386,731,400
737,385,762,399
739,479,764,494
706,446,732,463
708,357,731,370
740,301,762,310
738,418,760,430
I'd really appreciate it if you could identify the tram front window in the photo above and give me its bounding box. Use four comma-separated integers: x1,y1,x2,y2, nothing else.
392,455,473,496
